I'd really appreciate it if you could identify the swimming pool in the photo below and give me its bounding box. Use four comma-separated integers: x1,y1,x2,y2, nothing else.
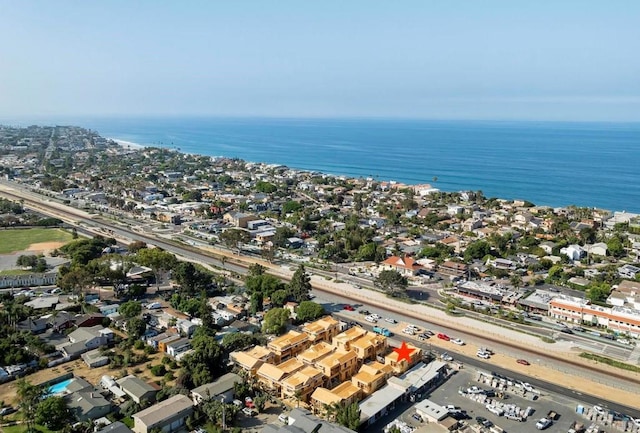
48,378,73,395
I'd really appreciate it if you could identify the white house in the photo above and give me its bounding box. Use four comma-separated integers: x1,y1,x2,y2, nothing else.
585,242,608,257
560,244,585,261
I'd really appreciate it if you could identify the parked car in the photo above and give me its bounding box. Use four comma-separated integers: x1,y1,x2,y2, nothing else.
517,359,530,366
535,418,552,430
278,413,288,424
477,351,490,359
441,353,453,361
343,305,355,311
0,406,16,416
358,309,370,315
365,315,378,323
467,386,483,394
412,413,422,422
572,326,585,332
475,416,492,428
385,317,397,324
437,333,450,341
402,327,414,335
451,338,465,345
593,406,607,416
242,407,257,417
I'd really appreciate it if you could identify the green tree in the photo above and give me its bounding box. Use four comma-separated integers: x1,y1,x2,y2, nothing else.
282,200,303,214
221,333,258,352
296,301,325,322
119,301,142,319
587,282,611,303
606,235,625,257
35,396,70,430
126,317,147,339
262,307,290,335
289,264,312,303
464,240,492,262
250,292,264,315
374,270,408,296
220,228,251,253
128,241,147,253
270,289,289,307
135,248,178,292
16,379,44,433
335,402,361,430
272,226,295,248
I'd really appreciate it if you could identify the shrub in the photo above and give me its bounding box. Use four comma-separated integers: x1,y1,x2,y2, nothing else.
150,364,167,376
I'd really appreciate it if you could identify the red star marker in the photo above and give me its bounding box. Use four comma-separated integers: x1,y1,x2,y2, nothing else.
393,341,415,363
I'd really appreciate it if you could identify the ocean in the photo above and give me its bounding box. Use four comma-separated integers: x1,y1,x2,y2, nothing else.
7,117,640,213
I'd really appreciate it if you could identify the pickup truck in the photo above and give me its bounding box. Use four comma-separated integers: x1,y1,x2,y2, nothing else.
547,410,559,420
372,326,391,337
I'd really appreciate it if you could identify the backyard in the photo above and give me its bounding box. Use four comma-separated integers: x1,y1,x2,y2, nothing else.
0,228,74,254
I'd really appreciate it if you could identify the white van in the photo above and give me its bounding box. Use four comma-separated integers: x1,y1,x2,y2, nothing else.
146,302,162,310
278,414,288,424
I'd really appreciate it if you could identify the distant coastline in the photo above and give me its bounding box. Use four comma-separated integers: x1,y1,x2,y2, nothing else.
91,117,640,213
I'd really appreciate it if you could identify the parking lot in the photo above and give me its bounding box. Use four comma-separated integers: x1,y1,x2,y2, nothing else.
426,369,618,433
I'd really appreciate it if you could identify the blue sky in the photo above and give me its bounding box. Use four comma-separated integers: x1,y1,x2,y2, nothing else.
1,1,639,121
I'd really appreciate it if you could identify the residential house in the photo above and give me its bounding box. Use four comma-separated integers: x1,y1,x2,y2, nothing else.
380,256,424,276
48,311,75,332
301,316,340,344
296,342,335,366
75,313,106,328
82,349,110,368
351,362,393,395
350,332,387,363
60,325,113,358
267,330,311,363
116,375,157,404
97,422,134,433
280,366,325,403
619,264,640,280
223,211,258,228
315,349,359,388
165,338,191,357
191,373,242,405
17,317,48,334
560,244,586,261
157,335,182,353
438,261,468,278
585,242,608,257
230,346,276,374
263,408,356,433
132,394,194,433
540,241,556,255
175,319,197,337
66,391,112,421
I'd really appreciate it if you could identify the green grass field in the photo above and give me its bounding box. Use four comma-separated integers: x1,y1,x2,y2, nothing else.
0,228,74,254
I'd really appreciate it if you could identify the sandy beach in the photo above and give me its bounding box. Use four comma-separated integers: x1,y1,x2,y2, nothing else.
109,138,146,150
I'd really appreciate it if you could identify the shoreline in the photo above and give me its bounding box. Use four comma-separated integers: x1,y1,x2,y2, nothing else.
108,138,146,150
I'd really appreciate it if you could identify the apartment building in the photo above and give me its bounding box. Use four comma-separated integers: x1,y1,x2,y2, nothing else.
316,349,359,388
332,326,367,352
301,316,341,344
256,357,305,393
268,330,311,363
280,366,325,403
350,332,388,362
297,342,335,366
310,382,362,417
351,361,394,395
230,346,276,374
385,342,422,374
